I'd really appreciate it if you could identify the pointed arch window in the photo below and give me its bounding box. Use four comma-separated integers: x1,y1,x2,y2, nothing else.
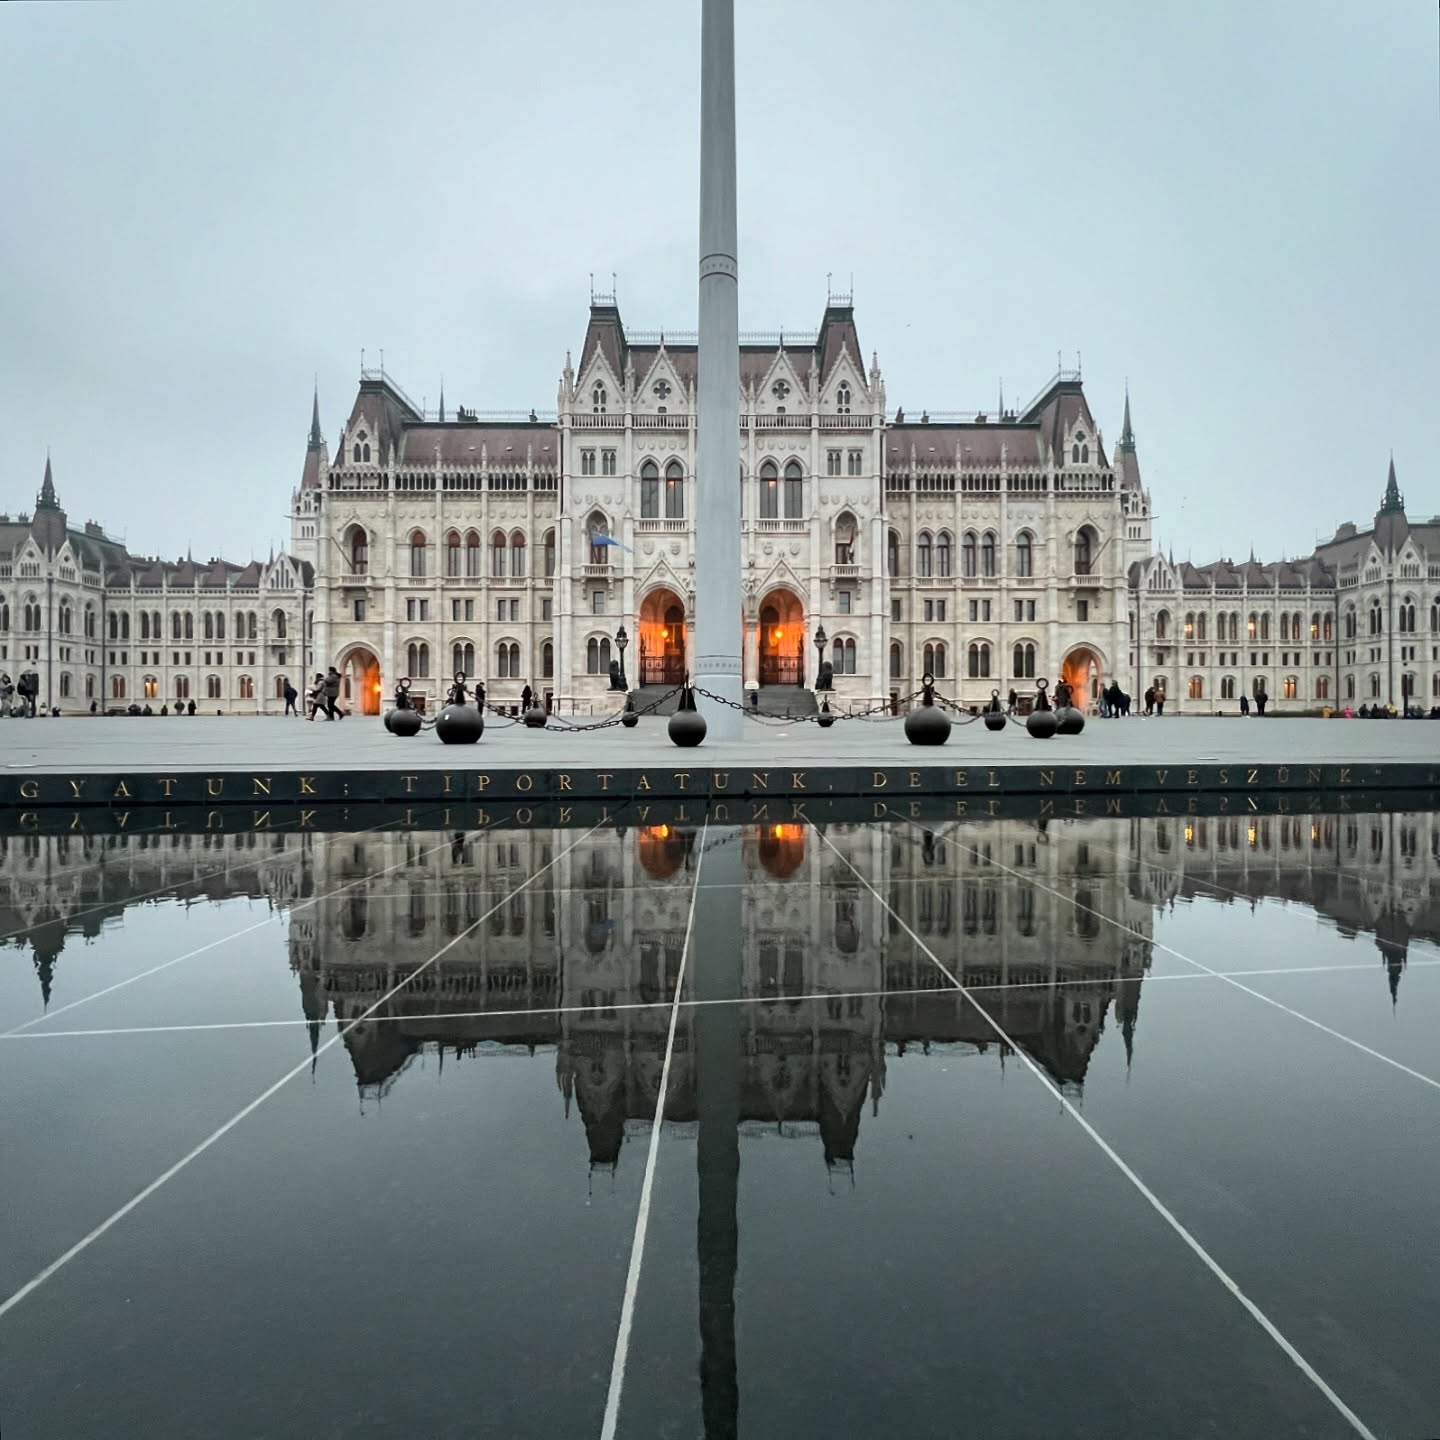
586,636,612,674
665,460,685,519
886,529,900,578
542,641,554,678
348,526,369,575
1071,431,1089,464
935,531,953,578
1013,642,1035,678
496,641,521,678
351,429,371,464
543,529,556,577
587,513,610,565
783,460,803,519
1073,526,1096,576
967,641,991,678
1015,531,1033,578
923,641,947,678
446,531,463,577
834,511,857,566
889,641,903,680
831,637,857,674
759,460,778,520
592,383,607,414
980,531,996,577
1155,610,1169,641
465,529,482,577
407,642,431,678
452,642,475,676
917,532,933,578
961,531,977,578
836,382,851,415
640,460,660,518
409,530,428,578
272,609,287,639
491,530,507,578
510,531,527,578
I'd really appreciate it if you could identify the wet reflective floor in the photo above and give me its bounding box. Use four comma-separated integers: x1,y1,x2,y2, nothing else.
2,810,1438,1439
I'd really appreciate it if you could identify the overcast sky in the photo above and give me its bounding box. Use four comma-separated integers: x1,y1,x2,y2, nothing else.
2,0,1435,564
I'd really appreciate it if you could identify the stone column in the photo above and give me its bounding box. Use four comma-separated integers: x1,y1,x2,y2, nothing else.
693,0,743,737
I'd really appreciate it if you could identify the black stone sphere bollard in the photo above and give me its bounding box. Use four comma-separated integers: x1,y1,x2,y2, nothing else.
816,698,835,729
1056,705,1085,735
620,695,639,729
904,674,951,746
435,703,483,744
523,705,548,729
389,708,423,737
1026,678,1058,739
668,680,707,748
983,689,1007,733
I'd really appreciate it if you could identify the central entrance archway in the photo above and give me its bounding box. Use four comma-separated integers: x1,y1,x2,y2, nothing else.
1061,644,1104,704
757,588,805,687
338,645,382,716
638,587,686,686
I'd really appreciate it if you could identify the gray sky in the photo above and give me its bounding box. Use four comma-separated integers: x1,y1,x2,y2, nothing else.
2,0,1435,564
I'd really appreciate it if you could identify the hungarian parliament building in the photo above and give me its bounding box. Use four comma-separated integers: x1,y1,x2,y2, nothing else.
3,295,1435,715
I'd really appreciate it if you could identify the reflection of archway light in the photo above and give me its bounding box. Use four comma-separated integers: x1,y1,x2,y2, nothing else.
656,824,670,839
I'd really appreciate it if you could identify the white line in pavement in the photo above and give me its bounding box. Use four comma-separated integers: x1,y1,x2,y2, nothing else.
820,824,1379,1440
0,818,613,1327
598,817,710,1440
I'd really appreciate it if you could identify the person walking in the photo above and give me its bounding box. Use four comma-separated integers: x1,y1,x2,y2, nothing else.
1143,686,1154,717
1240,693,1250,717
186,698,196,717
1154,689,1165,717
307,673,326,721
521,683,534,712
1006,687,1018,715
283,678,299,716
323,666,343,720
1255,687,1268,717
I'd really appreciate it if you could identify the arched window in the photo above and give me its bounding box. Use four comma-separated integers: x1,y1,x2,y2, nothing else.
783,460,803,518
140,610,150,641
407,642,431,678
1188,675,1204,701
586,636,612,674
1073,525,1096,576
831,637,857,675
1400,598,1416,632
1322,613,1332,642
889,641,903,680
758,460,778,519
1012,642,1035,678
452,642,475,676
923,641,947,678
542,529,556,577
206,675,222,700
183,612,192,640
1345,674,1355,701
1015,530,1033,578
216,612,225,641
1315,676,1330,700
916,532,933,579
1221,675,1236,700
640,460,660,518
587,512,610,565
887,529,900,578
58,602,72,635
980,531,996,578
1280,613,1290,642
112,675,126,700
409,530,427,578
542,641,554,678
490,530,507,578
272,609,287,640
1253,675,1268,698
967,641,991,678
836,381,851,414
170,612,181,640
665,460,685,519
834,511,857,566
1196,613,1207,641
107,610,119,640
1369,602,1383,635
1260,613,1270,641
446,531,463,577
1155,610,1169,641
935,530,953,578
496,641,521,678
0,602,7,631
510,531,527,578
351,428,371,464
961,531,977,578
88,606,99,638
1071,430,1089,464
239,675,254,700
59,671,71,698
120,612,130,640
347,526,369,574
465,530,482,577
1344,606,1356,639
175,676,191,700
592,383,607,414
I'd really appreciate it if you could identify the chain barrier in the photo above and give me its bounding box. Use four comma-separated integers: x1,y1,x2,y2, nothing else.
688,684,925,726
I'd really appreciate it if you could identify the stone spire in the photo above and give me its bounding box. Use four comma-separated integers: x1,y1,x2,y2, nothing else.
438,380,446,424
1380,453,1404,513
37,453,59,509
1118,385,1136,455
308,384,323,450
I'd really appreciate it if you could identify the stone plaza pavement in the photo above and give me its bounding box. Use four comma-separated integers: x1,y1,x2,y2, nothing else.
1,712,1436,774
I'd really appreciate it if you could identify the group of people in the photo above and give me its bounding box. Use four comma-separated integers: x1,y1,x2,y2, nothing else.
1237,688,1270,716
0,672,36,717
285,668,345,720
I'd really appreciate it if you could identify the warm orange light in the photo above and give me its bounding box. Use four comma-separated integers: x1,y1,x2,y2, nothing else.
656,824,670,838
661,627,669,639
374,682,382,692
772,628,783,642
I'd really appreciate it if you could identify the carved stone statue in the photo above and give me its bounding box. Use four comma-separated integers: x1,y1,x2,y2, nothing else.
608,659,627,691
814,660,834,692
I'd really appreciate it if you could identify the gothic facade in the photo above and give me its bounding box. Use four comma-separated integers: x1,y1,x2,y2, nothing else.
6,296,1431,715
0,460,312,714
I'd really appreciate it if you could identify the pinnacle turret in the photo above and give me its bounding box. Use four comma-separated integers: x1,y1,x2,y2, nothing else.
308,384,323,450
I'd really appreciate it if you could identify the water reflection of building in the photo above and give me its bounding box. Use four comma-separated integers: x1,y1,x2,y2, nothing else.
7,813,1438,1163
0,832,311,1005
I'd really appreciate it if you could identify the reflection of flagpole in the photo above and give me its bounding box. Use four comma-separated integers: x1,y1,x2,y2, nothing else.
694,823,742,1437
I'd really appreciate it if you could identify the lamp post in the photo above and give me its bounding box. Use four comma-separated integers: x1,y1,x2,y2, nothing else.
615,623,629,690
813,624,827,687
